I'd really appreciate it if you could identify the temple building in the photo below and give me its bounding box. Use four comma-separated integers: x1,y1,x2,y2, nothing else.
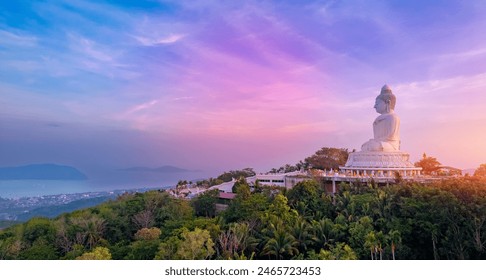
246,170,309,188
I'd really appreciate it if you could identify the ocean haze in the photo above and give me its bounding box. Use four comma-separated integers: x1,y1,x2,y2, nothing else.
119,165,199,173
0,163,209,199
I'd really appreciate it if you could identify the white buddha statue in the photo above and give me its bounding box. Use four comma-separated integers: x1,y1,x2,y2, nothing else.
361,85,400,152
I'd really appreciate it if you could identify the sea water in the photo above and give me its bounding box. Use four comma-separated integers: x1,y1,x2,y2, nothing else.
0,180,90,198
0,170,207,199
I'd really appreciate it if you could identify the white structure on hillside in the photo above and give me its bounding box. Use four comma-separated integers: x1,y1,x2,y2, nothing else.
247,170,309,188
340,85,422,178
208,178,236,193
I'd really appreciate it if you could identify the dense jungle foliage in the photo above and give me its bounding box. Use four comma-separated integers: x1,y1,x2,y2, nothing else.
1,177,485,260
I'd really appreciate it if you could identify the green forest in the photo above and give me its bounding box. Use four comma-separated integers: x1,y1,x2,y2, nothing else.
1,176,486,260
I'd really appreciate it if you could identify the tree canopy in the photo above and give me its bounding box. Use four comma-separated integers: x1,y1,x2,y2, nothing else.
414,153,441,175
267,147,350,173
217,168,255,182
474,164,486,177
1,177,486,260
304,147,349,170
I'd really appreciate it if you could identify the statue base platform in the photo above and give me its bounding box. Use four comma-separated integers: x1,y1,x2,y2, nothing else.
340,151,422,177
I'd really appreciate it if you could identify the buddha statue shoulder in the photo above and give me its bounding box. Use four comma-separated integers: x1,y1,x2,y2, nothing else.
361,85,401,152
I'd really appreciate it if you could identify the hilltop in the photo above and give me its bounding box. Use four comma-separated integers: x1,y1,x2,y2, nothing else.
1,175,486,260
1,148,485,260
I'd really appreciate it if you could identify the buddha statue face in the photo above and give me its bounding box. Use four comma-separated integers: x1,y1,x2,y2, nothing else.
374,98,389,114
374,84,396,114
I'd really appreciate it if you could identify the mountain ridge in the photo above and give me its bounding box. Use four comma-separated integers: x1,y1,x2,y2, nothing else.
0,163,87,180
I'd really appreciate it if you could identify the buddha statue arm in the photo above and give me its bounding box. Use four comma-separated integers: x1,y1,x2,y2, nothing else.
374,114,400,142
362,113,400,151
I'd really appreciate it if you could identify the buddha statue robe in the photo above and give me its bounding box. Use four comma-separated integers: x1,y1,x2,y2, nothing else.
361,112,400,152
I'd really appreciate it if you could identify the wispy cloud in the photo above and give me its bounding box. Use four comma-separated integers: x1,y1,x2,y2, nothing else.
68,33,117,62
6,60,41,72
0,29,38,47
172,96,193,101
439,48,486,60
126,100,159,114
133,33,185,46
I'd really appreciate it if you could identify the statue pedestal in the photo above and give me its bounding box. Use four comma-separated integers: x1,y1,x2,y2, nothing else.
340,151,422,177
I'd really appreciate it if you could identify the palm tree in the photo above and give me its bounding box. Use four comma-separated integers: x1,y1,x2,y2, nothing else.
291,218,312,254
311,218,335,250
388,230,401,260
71,216,106,250
365,231,377,260
262,228,298,260
375,231,385,260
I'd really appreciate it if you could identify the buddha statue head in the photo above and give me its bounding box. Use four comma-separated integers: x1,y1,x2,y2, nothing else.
374,84,396,114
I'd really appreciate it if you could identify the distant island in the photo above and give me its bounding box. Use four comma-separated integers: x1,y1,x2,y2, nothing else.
0,164,87,180
119,165,198,173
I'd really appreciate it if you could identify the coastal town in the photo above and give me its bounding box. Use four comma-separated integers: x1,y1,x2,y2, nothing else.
0,188,158,223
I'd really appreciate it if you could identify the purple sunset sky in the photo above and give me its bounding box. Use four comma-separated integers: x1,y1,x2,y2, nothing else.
1,0,486,178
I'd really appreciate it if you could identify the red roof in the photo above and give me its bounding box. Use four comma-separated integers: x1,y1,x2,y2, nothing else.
218,192,236,200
